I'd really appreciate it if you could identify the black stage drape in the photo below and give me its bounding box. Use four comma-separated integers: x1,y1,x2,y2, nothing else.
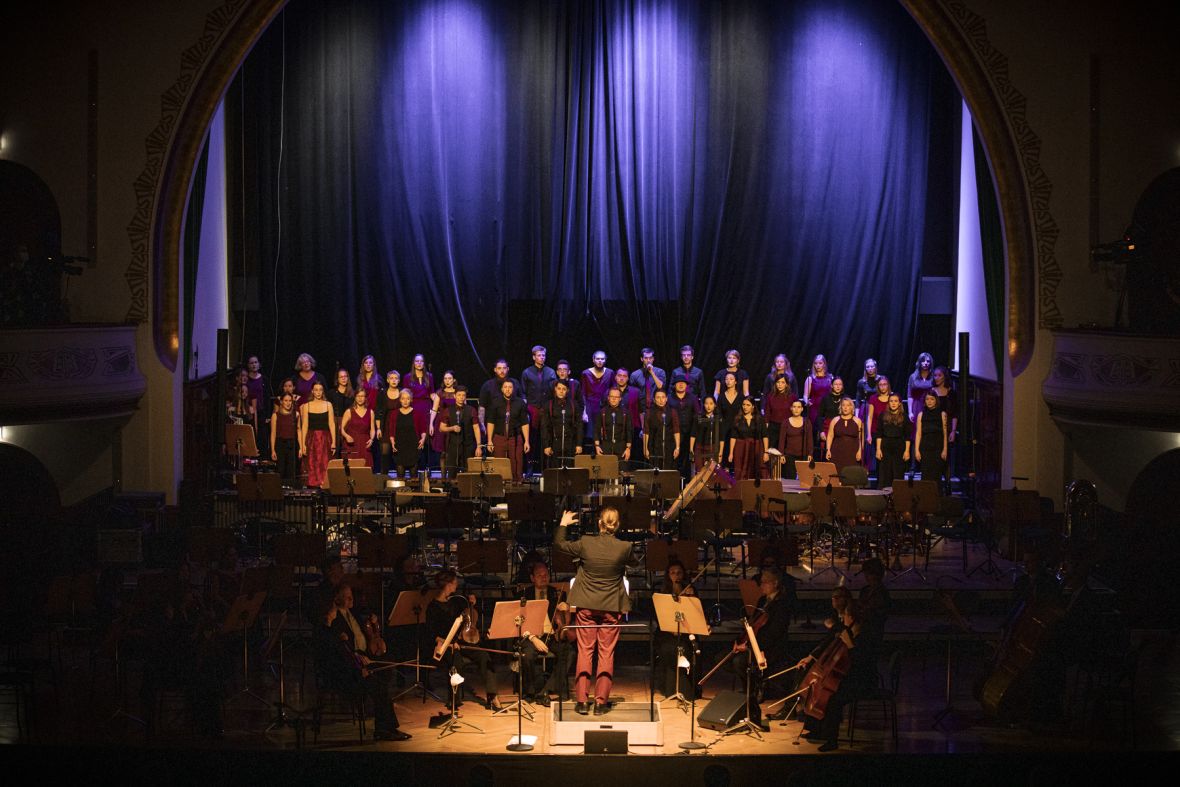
231,0,959,388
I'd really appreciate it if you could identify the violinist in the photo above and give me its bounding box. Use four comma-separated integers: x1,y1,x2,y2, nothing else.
518,563,573,704
425,570,499,710
729,568,793,730
655,560,699,700
314,584,409,741
794,599,875,752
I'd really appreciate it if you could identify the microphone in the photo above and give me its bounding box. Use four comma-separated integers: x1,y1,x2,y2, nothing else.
343,453,351,478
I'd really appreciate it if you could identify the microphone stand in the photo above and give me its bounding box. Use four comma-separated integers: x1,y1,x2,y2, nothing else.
505,600,536,751
678,633,705,750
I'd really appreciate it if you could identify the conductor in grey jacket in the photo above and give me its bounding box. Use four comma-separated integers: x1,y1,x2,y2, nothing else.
554,507,641,715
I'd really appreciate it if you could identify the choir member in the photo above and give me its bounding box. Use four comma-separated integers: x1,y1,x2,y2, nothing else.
761,373,795,452
429,370,458,457
817,376,847,449
550,360,584,419
609,367,644,460
778,399,814,480
226,380,257,434
715,371,742,455
914,391,948,488
931,366,959,446
405,354,435,470
327,368,355,445
245,355,270,448
907,352,935,423
522,345,557,469
855,358,882,409
690,395,724,471
595,387,632,461
670,344,706,401
388,388,425,480
298,381,335,488
762,353,799,400
269,392,300,483
874,393,911,489
579,350,613,440
864,375,893,471
293,352,326,404
668,378,700,477
440,385,479,479
478,359,523,426
485,379,530,482
340,388,375,467
374,369,401,474
712,349,750,400
629,347,666,409
356,355,383,469
541,379,583,468
643,389,680,470
275,377,298,410
802,354,832,429
728,396,767,481
825,397,863,473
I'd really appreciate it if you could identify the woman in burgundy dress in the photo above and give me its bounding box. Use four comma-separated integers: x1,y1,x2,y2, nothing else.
269,392,300,483
802,354,832,431
761,373,795,452
864,376,893,472
405,355,435,470
340,389,375,467
355,355,382,470
299,381,335,488
778,399,814,480
293,353,326,404
728,397,768,481
906,352,934,425
825,397,863,473
429,370,458,456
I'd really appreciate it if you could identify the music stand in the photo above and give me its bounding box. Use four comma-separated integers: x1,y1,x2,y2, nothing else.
737,578,761,618
236,471,284,557
601,494,654,537
487,599,549,731
808,485,857,582
388,588,441,703
719,616,768,741
796,461,839,489
542,467,591,501
663,460,717,523
273,532,326,623
889,479,940,583
573,453,620,486
634,469,683,500
466,456,513,483
683,495,743,623
225,423,260,469
645,539,701,574
652,593,710,720
424,498,476,564
221,590,270,713
356,533,408,627
456,540,509,604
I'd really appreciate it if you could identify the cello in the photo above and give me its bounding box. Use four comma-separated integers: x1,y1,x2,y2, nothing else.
790,606,859,720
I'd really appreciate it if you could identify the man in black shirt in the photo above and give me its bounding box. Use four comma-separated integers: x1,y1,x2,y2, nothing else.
485,379,531,482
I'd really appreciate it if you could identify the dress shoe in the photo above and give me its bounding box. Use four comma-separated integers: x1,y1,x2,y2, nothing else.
575,702,590,715
375,729,411,742
818,739,839,752
485,694,503,711
593,702,609,716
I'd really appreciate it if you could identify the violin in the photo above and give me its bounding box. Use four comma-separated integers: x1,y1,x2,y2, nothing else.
671,559,712,599
363,614,387,657
461,595,480,644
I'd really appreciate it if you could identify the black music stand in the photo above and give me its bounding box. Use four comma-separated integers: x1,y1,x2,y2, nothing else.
388,588,441,703
542,467,591,500
221,591,270,714
456,471,504,535
328,464,379,538
890,479,940,583
356,533,411,626
236,471,285,559
456,539,508,604
573,453,620,488
684,494,743,623
273,532,327,623
808,485,857,582
424,498,475,567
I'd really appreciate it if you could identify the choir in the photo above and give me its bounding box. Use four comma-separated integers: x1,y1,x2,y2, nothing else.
226,346,961,491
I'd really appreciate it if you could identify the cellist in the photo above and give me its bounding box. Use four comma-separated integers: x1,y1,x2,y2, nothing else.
794,598,877,752
728,568,792,731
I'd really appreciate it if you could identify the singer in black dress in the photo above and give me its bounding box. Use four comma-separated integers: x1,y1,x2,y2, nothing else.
874,393,911,489
690,396,723,471
915,391,948,487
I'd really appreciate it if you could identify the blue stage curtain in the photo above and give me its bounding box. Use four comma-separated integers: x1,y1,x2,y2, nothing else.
233,0,956,388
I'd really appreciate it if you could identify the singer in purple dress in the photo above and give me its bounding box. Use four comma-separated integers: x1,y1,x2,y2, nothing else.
779,399,814,479
802,354,832,429
907,352,935,424
429,370,458,455
292,353,326,405
405,355,435,469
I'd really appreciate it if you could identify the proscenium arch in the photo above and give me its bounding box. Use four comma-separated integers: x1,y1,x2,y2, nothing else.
149,0,1035,376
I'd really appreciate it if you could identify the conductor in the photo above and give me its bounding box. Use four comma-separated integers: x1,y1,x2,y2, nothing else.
554,507,641,715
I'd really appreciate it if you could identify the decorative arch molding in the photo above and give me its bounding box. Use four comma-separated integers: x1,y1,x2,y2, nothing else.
134,0,1048,375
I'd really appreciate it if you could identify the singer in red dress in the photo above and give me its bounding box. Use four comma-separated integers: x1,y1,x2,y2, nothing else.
299,382,335,488
340,389,375,467
429,370,458,455
802,354,832,430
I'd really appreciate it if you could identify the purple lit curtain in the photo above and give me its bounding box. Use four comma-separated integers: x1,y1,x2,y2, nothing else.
234,0,955,386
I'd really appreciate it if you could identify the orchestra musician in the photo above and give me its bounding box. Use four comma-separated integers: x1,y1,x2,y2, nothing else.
728,567,792,730
794,599,875,752
554,508,641,715
655,560,698,700
425,570,499,710
517,562,573,705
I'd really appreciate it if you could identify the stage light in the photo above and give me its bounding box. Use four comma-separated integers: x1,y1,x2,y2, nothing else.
0,131,8,156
